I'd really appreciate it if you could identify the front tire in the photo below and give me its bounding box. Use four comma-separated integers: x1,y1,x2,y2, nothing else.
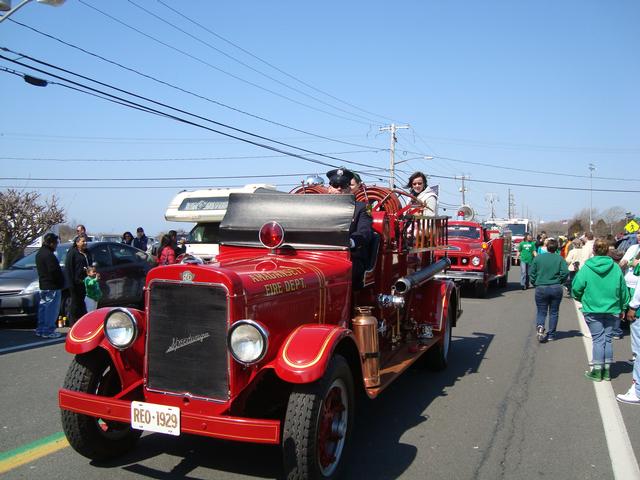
61,350,141,460
282,355,355,480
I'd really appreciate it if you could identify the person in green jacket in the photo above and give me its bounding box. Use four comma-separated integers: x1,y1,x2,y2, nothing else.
529,238,569,342
83,266,102,312
517,233,537,290
573,239,630,382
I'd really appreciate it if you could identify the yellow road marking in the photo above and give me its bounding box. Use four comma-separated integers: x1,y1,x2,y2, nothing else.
0,432,69,474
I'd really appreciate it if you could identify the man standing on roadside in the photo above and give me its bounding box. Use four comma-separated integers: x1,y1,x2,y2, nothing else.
530,238,569,342
518,233,537,290
133,227,149,252
35,233,64,338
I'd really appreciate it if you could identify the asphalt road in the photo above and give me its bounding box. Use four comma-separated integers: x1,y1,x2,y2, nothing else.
1,268,639,479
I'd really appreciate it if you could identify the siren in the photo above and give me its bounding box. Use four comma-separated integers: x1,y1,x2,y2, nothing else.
457,205,475,221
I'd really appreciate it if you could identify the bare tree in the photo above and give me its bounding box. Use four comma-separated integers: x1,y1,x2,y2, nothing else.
568,219,584,237
601,206,626,234
0,190,65,269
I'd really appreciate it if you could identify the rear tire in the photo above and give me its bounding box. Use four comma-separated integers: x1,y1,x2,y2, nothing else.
61,350,141,460
425,304,453,371
282,355,354,480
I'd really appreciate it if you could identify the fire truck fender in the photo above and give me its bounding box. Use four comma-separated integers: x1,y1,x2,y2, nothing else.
65,307,146,355
273,324,357,384
427,279,461,329
65,307,146,388
438,279,460,327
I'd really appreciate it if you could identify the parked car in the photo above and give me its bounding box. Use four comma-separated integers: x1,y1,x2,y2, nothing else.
0,242,157,324
96,234,123,243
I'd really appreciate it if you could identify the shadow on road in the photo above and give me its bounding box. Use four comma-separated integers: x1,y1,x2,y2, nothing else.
345,331,494,479
0,325,67,354
89,332,494,480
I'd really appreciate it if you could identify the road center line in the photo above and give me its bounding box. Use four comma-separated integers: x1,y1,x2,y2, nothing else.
0,432,69,474
573,300,640,480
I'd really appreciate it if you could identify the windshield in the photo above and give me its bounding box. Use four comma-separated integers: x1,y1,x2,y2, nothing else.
448,226,481,239
188,222,221,244
507,224,527,236
11,244,72,269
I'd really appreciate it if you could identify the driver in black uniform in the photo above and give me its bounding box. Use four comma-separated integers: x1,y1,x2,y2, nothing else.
326,168,372,289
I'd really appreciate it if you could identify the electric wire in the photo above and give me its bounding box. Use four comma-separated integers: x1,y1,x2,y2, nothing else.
0,58,340,170
76,0,374,126
153,0,398,124
408,134,640,154
0,49,383,171
126,0,381,124
400,149,640,183
8,19,383,151
0,149,384,163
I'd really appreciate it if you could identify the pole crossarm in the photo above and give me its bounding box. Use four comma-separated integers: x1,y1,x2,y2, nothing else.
380,124,409,188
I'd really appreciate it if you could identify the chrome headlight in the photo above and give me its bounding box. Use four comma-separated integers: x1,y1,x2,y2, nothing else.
228,320,268,365
104,308,138,350
471,256,481,266
22,279,40,294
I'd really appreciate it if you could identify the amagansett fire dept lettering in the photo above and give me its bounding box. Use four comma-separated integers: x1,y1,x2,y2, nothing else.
248,267,305,283
166,333,211,353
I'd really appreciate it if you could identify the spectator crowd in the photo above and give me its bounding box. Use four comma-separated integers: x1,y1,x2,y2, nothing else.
519,227,640,405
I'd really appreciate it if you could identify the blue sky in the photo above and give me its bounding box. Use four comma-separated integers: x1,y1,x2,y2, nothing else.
1,0,638,235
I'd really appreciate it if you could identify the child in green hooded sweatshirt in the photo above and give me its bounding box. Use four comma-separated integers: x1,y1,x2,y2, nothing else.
573,239,630,381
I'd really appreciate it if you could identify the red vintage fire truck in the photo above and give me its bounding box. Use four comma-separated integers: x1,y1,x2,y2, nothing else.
58,187,461,479
434,216,511,297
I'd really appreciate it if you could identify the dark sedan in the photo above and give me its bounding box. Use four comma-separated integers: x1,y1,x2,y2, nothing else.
0,242,157,323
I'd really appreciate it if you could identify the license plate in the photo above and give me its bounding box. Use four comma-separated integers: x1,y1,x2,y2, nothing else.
131,401,180,436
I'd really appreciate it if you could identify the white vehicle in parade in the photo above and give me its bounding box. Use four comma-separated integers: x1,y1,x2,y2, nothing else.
164,184,278,261
484,218,534,265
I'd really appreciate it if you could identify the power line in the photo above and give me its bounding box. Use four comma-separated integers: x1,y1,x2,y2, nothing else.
1,130,377,146
76,0,374,126
400,149,640,182
407,133,640,154
126,0,381,125
0,149,383,163
0,49,382,171
8,19,382,151
426,173,640,193
153,0,398,124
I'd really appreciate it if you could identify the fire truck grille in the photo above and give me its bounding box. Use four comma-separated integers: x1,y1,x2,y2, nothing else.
147,282,229,400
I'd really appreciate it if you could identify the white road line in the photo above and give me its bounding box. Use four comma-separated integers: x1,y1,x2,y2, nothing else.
573,301,640,480
0,338,64,354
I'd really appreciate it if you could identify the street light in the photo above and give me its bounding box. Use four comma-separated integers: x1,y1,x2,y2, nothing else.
588,163,596,231
0,0,65,23
394,155,434,166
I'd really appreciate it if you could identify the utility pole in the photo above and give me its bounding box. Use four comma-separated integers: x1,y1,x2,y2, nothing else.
485,193,498,219
588,163,596,231
456,175,468,205
379,123,409,188
508,189,516,219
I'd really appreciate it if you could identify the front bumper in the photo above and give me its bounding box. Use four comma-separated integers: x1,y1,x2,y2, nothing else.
0,292,38,321
435,270,484,282
59,389,281,444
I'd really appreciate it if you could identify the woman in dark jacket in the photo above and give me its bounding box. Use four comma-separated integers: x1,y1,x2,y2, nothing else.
64,234,93,325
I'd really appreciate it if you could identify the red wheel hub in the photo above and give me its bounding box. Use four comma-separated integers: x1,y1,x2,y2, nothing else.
317,385,346,469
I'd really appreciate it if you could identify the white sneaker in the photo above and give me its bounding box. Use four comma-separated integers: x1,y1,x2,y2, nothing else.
616,385,640,405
